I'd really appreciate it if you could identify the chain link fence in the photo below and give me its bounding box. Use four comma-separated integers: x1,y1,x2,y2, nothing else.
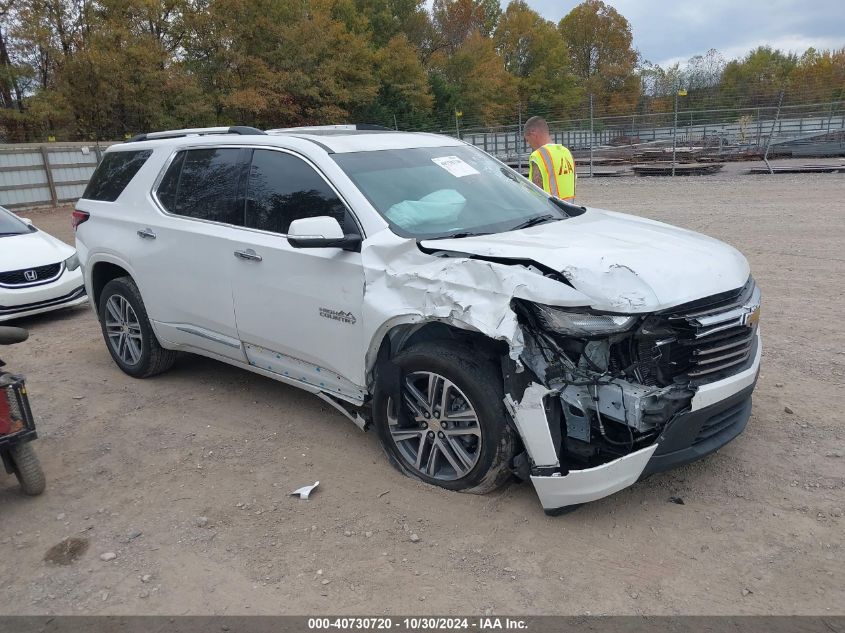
1,98,843,209
439,99,845,175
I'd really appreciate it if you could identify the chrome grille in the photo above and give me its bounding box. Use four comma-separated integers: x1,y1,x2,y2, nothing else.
0,263,62,287
633,279,760,386
667,281,760,381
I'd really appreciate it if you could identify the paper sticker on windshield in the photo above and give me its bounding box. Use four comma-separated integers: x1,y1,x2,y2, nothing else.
431,156,480,178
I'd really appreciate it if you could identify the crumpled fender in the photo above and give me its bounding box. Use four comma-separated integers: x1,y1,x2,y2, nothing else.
361,230,592,371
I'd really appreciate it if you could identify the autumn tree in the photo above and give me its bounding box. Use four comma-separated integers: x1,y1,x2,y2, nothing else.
640,49,726,111
686,49,726,91
788,47,845,103
429,31,517,127
2,0,841,142
494,0,581,118
334,0,430,48
184,0,380,127
357,33,433,128
558,0,638,113
638,61,683,112
2,0,91,140
720,46,798,108
430,0,500,55
0,1,29,140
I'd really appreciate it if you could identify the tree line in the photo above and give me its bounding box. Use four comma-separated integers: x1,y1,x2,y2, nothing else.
0,0,843,142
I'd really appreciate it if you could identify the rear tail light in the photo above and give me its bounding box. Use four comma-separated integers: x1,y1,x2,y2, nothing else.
71,210,90,231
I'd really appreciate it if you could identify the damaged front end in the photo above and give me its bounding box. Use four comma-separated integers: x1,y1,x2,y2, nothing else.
504,279,762,514
362,228,760,514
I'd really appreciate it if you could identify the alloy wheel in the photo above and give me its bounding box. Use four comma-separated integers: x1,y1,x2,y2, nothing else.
387,371,482,481
104,295,143,366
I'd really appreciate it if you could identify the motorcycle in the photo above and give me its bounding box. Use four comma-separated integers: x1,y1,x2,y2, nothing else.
0,326,45,495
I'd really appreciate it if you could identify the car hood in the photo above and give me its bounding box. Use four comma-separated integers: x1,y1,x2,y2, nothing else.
0,230,75,272
420,208,750,313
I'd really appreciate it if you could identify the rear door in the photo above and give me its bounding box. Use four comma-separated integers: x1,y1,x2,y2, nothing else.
230,148,367,400
132,146,250,361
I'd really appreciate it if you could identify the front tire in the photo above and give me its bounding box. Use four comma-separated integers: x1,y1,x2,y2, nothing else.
98,277,176,378
373,342,516,494
9,443,46,495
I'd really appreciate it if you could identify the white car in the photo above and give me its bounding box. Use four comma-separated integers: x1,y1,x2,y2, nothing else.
74,126,761,515
0,206,87,322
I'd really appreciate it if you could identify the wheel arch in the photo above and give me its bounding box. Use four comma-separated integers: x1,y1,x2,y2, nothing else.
88,256,135,311
365,316,508,390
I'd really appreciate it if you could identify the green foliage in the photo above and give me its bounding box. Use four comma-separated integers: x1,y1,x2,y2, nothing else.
558,0,639,114
495,1,582,117
0,0,842,141
429,31,517,127
720,46,798,107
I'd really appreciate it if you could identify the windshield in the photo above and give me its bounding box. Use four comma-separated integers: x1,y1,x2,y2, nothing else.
0,206,32,237
333,145,568,239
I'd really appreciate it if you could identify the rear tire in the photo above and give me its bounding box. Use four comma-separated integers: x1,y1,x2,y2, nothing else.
10,443,45,495
98,276,176,378
373,342,516,495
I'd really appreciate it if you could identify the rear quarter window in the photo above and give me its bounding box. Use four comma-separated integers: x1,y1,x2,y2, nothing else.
82,150,153,202
155,148,247,226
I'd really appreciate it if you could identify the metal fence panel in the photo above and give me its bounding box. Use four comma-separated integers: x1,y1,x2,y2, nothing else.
1,167,48,187
0,142,113,209
0,186,53,207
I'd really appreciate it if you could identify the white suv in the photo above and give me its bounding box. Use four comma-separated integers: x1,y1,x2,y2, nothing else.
74,125,761,515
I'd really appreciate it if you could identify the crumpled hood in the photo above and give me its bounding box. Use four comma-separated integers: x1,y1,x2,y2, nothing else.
420,208,750,313
0,230,75,272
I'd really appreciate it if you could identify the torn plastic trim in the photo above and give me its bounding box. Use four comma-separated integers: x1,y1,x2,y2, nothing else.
503,383,560,468
531,444,658,514
502,372,676,512
315,392,369,431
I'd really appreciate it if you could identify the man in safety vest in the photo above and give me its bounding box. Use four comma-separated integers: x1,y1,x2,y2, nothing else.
523,116,575,201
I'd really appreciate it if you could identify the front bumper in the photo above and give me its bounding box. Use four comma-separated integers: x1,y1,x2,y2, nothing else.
529,331,761,515
640,382,753,477
0,278,87,322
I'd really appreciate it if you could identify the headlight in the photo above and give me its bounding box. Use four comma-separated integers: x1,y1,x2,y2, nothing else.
64,253,80,271
532,303,637,336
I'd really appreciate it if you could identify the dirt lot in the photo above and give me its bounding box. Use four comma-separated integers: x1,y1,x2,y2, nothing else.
0,165,843,616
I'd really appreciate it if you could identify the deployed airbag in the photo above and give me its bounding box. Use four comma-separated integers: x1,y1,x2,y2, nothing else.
385,189,466,229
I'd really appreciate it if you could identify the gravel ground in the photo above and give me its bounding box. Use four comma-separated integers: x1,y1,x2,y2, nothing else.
0,164,842,616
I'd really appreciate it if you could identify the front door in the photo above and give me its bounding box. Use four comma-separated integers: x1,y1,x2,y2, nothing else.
230,148,367,401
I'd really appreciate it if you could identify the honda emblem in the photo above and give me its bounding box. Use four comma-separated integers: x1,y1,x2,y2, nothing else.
24,269,37,282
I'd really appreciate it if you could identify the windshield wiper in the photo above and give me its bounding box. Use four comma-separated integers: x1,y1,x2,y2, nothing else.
427,231,491,240
509,214,559,231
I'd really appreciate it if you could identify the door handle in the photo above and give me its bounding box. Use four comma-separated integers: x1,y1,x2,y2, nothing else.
234,249,262,262
137,228,156,239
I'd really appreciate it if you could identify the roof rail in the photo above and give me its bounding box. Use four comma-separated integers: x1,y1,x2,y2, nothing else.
125,126,267,143
266,124,393,134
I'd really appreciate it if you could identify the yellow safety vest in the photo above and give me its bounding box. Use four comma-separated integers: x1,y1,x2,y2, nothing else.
529,144,575,200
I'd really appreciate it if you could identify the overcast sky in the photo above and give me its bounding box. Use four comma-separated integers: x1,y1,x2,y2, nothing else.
525,0,845,67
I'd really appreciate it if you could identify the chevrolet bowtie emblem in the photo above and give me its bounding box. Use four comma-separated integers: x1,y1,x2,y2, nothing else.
743,306,761,327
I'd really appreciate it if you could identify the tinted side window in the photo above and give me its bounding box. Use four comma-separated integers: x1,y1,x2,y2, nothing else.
167,148,246,225
155,151,186,213
245,150,355,235
82,150,152,202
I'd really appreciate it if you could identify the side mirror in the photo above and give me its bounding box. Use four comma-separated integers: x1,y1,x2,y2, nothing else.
19,217,33,226
287,216,361,252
